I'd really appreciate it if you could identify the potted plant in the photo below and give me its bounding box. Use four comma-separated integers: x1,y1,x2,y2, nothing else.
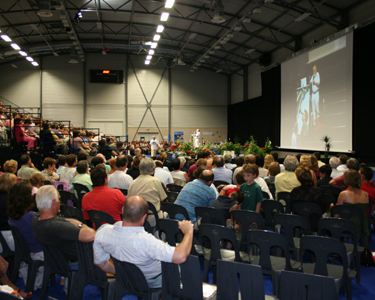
322,135,332,158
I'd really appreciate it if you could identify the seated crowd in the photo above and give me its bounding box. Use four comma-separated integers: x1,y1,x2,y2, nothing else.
0,125,374,298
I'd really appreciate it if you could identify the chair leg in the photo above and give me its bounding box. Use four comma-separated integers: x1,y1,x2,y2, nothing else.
203,259,211,283
10,256,21,284
74,274,86,300
39,266,51,300
355,255,361,284
25,262,42,293
345,280,353,300
67,272,79,300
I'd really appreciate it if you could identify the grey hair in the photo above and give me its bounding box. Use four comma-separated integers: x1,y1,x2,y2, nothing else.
346,158,360,171
97,153,107,163
283,155,299,171
139,157,155,175
223,153,232,163
178,156,186,167
329,157,340,169
36,185,59,211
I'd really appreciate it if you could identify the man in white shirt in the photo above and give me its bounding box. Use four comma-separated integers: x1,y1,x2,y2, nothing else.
329,156,343,179
336,154,349,173
150,136,159,157
108,156,133,190
154,161,174,186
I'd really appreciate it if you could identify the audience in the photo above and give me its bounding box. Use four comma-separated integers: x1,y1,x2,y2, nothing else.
126,155,143,180
329,158,359,190
56,155,66,178
17,155,40,181
107,158,117,175
240,164,263,213
212,157,232,184
41,157,59,182
223,153,236,170
60,154,78,192
108,156,133,190
329,156,343,178
274,155,301,198
72,160,93,191
170,158,189,184
317,165,332,187
358,166,375,211
29,173,45,195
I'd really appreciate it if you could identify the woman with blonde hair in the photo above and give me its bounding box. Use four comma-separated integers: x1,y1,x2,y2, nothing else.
107,158,117,175
263,154,275,170
3,160,18,174
29,173,45,195
309,154,320,178
299,155,317,186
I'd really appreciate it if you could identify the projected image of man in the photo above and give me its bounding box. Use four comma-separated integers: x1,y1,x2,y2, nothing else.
309,65,320,125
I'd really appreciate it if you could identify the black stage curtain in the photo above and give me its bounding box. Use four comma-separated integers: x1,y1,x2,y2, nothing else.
228,66,280,146
352,21,375,160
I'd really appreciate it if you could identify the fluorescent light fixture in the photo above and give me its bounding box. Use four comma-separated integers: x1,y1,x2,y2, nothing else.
190,69,194,72
11,64,17,68
146,55,152,60
19,51,27,56
31,61,39,66
156,25,164,33
200,59,205,62
10,43,20,50
265,0,274,3
97,22,102,30
196,63,201,66
243,18,251,23
246,48,255,54
227,34,234,38
224,37,230,42
151,42,158,49
160,12,169,21
216,69,222,73
220,40,227,44
189,33,197,39
294,12,311,22
205,55,210,59
209,51,215,54
145,60,150,65
253,8,261,14
214,45,220,50
149,49,155,55
234,26,242,31
102,50,106,55
1,35,11,42
193,67,197,69
153,34,161,41
26,56,34,61
53,52,59,56
165,0,175,8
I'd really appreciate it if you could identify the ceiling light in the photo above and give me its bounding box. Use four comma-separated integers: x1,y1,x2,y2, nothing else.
11,64,17,68
10,43,20,50
145,60,150,65
224,37,230,42
200,59,205,62
227,34,234,38
32,61,39,66
97,22,102,30
146,55,152,60
243,18,251,23
19,51,27,56
234,26,242,31
246,48,255,54
177,58,185,66
294,13,311,22
160,12,169,22
211,9,225,24
151,42,158,49
265,0,274,3
205,55,210,59
193,67,197,69
102,50,106,55
209,51,215,54
214,45,220,50
189,33,197,39
253,8,261,14
149,49,155,55
165,0,175,9
220,40,227,44
37,0,53,17
1,35,11,42
53,52,59,56
156,25,164,33
26,56,34,61
196,63,201,66
216,69,222,73
153,34,161,41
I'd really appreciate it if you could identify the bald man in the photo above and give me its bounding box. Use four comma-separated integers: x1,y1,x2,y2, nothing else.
93,196,193,288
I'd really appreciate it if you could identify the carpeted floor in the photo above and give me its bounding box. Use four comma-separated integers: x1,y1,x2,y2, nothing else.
14,231,375,300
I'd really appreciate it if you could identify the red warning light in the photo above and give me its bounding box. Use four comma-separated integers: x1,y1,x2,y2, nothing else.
103,70,110,74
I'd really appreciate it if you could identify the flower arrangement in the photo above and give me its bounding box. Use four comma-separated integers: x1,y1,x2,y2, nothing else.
322,135,332,158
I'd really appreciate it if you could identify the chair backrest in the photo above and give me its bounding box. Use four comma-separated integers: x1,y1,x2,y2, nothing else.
44,180,52,185
115,188,128,196
330,205,364,239
261,199,284,229
231,210,264,250
213,180,230,188
300,235,348,281
166,184,183,193
273,213,310,249
266,181,276,200
73,183,90,204
319,185,339,209
160,202,190,220
217,260,266,300
262,191,270,199
59,190,79,208
54,180,70,192
9,226,32,263
112,257,152,299
60,204,84,222
144,201,160,234
292,201,323,232
162,255,204,300
195,206,226,226
198,224,241,263
40,243,71,277
87,210,115,230
318,217,358,253
165,191,179,203
277,192,291,213
158,219,182,246
76,241,107,287
246,230,292,274
279,270,337,300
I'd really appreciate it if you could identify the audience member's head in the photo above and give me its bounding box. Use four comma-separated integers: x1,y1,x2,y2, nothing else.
339,154,349,165
235,156,244,167
346,158,360,171
235,171,246,185
295,165,313,185
196,158,207,168
7,181,33,220
3,159,18,174
131,155,143,169
213,157,224,168
295,153,302,162
0,173,17,193
271,152,279,162
299,155,311,168
76,160,89,174
359,166,373,182
329,157,340,169
77,153,88,162
268,162,280,177
171,159,181,171
43,157,56,170
199,169,214,185
313,152,321,160
242,163,259,177
263,154,275,169
139,157,155,175
108,158,117,170
90,167,107,187
134,148,142,156
35,185,59,211
20,154,31,166
283,155,299,172
66,154,78,167
343,170,361,189
159,152,167,162
155,161,163,168
309,155,319,170
58,155,66,167
177,156,186,169
319,165,332,178
116,156,128,169
223,153,233,164
230,191,244,205
126,155,134,165
91,156,104,167
244,154,256,164
122,196,148,224
29,173,45,188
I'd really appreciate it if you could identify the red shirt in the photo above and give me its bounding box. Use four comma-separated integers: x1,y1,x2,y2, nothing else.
225,187,239,197
360,182,375,204
82,186,126,227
